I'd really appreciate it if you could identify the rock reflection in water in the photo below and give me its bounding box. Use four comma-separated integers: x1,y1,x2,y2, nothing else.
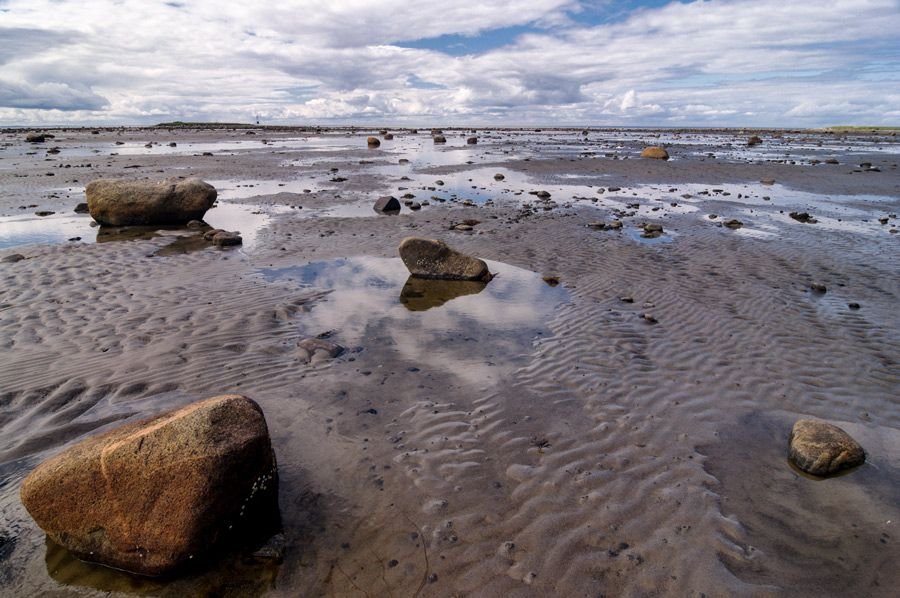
44,536,279,597
96,225,214,256
399,276,487,311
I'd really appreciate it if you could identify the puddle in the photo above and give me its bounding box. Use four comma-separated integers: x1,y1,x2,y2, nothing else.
260,256,569,384
0,202,278,251
624,228,675,245
614,183,899,237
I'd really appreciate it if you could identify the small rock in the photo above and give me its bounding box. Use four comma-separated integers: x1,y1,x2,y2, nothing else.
789,212,817,224
848,302,861,310
35,211,55,217
810,283,827,294
25,132,46,143
536,191,551,199
2,254,26,263
212,231,242,246
542,275,560,286
789,419,865,476
466,137,477,144
747,135,762,146
760,178,775,185
373,196,401,214
383,133,394,140
298,338,344,362
251,533,285,563
640,146,669,160
433,135,447,144
493,173,505,181
724,219,743,229
367,137,381,147
186,219,205,229
73,202,89,213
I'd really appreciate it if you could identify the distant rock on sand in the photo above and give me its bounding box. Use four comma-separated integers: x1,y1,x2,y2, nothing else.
20,394,279,576
86,177,217,226
25,132,46,143
367,136,381,147
640,146,669,160
788,419,866,476
433,135,447,144
399,237,493,282
373,195,401,214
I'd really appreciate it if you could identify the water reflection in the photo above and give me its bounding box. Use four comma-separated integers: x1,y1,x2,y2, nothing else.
260,257,568,384
399,276,488,311
0,202,275,251
44,536,278,597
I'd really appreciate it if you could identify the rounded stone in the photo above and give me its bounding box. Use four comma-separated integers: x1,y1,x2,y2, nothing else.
788,419,865,476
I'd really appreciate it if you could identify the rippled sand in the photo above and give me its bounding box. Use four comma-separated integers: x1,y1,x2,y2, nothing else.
1,127,898,597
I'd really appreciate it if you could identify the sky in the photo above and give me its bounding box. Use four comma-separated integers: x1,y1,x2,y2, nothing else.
0,0,898,127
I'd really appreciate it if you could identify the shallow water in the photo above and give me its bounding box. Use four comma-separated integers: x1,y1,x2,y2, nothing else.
0,202,282,251
260,257,568,384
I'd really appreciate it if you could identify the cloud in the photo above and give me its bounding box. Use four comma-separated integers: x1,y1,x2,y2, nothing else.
0,0,897,125
0,80,109,111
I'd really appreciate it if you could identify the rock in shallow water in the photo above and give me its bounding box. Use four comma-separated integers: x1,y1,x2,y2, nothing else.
399,237,493,282
86,177,217,226
788,419,865,476
20,394,278,576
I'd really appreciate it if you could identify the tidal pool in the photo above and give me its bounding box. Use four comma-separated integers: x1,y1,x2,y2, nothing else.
260,256,569,385
0,202,282,251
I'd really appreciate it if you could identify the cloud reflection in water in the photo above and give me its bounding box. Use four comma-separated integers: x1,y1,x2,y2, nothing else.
260,256,568,385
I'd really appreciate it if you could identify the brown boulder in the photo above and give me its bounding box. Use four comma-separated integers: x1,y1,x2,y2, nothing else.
20,394,278,576
85,178,217,226
399,237,492,282
466,137,478,144
640,146,669,160
367,136,381,147
433,135,447,144
788,419,865,476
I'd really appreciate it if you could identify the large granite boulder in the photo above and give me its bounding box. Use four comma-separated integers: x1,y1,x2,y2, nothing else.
788,419,866,476
85,177,218,226
399,237,493,282
640,146,669,160
20,394,278,576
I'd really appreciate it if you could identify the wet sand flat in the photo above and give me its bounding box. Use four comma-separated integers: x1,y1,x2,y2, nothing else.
1,126,899,597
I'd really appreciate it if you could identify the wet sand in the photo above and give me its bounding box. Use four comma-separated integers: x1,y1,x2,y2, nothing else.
1,127,899,597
